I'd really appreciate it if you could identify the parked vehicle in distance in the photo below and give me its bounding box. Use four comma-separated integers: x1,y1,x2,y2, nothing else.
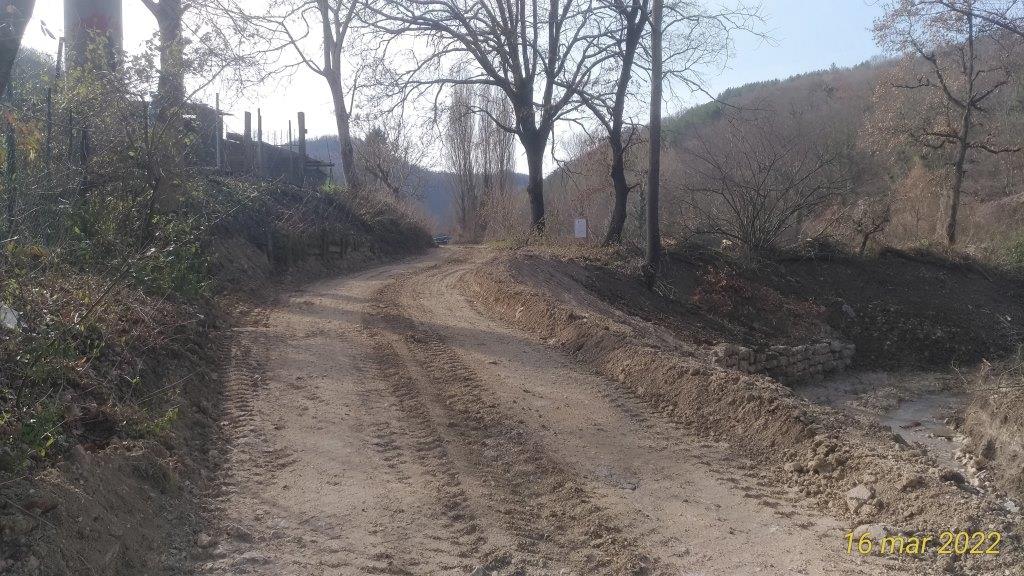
433,235,451,246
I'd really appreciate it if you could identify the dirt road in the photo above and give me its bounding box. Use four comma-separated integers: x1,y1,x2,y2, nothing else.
196,248,897,575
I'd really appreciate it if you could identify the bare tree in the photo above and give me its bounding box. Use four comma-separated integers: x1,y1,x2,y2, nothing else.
575,0,650,246
471,84,520,235
475,86,516,209
475,86,519,238
232,0,364,190
850,196,893,254
141,0,185,123
911,0,1024,35
874,0,1021,245
138,0,189,212
573,0,758,246
0,0,33,98
645,0,662,286
355,111,426,200
679,115,849,252
445,83,478,238
369,0,611,231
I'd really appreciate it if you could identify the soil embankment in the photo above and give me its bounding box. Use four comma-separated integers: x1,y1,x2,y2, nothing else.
469,246,1024,574
964,361,1024,500
0,183,432,576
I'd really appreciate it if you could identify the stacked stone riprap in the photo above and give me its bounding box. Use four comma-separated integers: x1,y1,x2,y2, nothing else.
710,340,855,379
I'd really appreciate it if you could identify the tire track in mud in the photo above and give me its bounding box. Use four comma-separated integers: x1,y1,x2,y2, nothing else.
363,279,659,576
197,268,491,575
421,259,795,508
401,253,896,576
349,335,491,575
207,334,270,506
194,331,271,572
196,251,884,576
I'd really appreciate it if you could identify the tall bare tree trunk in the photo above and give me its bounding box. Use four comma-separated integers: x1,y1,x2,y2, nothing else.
644,0,663,287
0,0,33,98
947,106,972,245
328,77,361,191
946,9,975,246
143,0,185,216
522,132,547,232
152,0,184,124
604,130,630,245
602,0,647,245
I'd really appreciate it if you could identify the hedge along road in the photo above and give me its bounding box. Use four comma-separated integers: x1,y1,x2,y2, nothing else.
196,247,896,576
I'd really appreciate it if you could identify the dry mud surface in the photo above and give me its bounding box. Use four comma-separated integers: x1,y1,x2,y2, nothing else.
195,247,1015,575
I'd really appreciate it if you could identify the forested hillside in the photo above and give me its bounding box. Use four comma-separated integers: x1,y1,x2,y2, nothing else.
547,53,1024,262
306,135,529,233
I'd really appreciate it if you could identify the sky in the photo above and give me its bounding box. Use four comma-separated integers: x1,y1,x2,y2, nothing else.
702,0,885,98
19,0,887,171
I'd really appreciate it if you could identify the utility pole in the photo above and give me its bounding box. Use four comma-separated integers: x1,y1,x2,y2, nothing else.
644,0,663,288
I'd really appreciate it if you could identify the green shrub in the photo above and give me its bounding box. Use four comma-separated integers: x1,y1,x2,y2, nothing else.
0,400,68,472
1006,233,1024,270
127,216,209,300
124,407,179,440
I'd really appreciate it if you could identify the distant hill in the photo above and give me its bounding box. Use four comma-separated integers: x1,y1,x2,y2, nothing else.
544,55,1024,253
305,135,527,232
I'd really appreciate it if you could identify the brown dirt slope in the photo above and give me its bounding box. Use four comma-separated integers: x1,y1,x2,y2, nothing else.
209,180,434,297
0,182,433,576
964,355,1024,500
577,245,1024,370
0,264,220,575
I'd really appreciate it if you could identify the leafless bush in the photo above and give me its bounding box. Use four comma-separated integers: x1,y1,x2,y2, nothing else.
849,195,894,254
353,111,426,201
676,114,849,252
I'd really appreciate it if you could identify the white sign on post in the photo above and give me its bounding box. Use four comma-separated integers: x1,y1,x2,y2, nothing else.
574,218,588,239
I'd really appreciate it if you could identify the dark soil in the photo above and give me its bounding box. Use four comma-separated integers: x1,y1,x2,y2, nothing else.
576,245,1024,370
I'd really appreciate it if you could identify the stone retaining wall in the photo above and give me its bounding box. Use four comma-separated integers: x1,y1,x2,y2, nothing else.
711,340,855,380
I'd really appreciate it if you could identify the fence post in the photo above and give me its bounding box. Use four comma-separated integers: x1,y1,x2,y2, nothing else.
297,112,306,189
45,88,52,176
4,85,16,236
215,93,222,170
243,111,252,174
256,108,263,176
